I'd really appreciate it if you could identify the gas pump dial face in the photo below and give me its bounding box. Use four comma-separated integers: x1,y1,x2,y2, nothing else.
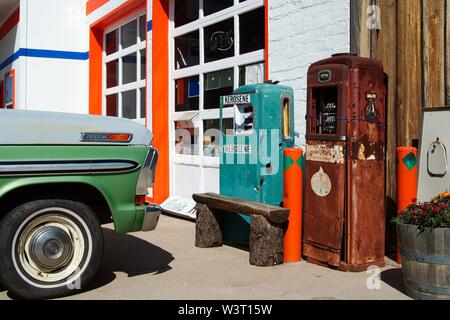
311,167,332,197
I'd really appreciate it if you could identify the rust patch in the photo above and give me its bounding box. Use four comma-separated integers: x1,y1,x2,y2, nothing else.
306,144,345,164
351,135,384,161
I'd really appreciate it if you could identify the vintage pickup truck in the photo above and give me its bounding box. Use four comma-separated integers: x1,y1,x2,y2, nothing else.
0,109,159,299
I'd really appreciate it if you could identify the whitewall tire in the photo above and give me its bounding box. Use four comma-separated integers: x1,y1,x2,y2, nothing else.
0,200,103,299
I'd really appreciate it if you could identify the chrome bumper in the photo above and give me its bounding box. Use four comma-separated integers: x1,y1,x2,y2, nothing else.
142,205,161,232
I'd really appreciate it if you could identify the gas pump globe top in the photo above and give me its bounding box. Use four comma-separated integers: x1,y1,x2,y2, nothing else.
219,83,294,244
219,83,295,207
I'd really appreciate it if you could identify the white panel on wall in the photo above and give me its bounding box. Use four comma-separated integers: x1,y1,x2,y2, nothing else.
146,0,153,130
203,166,220,194
268,0,351,147
26,58,88,114
21,0,88,112
26,0,88,52
174,164,202,198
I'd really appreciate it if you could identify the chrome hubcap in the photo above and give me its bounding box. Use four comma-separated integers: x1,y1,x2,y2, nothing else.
29,227,73,270
15,211,87,284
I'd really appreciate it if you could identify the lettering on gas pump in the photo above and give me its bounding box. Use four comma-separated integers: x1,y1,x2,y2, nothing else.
223,94,251,105
223,144,252,154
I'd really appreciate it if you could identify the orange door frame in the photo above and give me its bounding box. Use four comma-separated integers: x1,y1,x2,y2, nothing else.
88,0,147,116
151,0,169,204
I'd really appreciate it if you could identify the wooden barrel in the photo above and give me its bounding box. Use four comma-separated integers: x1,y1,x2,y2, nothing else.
397,223,450,300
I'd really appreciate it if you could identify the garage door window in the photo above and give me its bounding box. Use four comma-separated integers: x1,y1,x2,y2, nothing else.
104,13,146,123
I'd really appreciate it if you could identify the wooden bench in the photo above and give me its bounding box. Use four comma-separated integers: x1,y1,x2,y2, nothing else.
193,193,290,267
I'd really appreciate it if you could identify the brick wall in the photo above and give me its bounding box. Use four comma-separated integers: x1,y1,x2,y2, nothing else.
268,0,351,147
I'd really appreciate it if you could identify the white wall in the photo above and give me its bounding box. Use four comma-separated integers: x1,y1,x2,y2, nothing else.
268,0,351,147
24,0,88,114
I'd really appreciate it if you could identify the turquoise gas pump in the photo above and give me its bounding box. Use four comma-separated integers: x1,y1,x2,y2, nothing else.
219,83,295,244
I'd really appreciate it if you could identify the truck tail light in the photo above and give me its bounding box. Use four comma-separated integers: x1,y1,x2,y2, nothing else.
108,133,133,142
80,132,133,143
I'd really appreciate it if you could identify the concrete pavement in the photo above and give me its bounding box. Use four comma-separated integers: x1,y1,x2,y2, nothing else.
0,215,410,300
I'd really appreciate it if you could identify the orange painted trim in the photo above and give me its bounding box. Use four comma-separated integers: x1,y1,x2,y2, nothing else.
264,0,269,81
152,0,170,204
0,7,20,41
90,0,146,29
89,28,103,115
88,0,146,116
4,69,15,109
86,0,110,15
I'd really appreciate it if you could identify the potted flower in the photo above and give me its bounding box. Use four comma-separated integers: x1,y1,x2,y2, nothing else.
393,192,450,300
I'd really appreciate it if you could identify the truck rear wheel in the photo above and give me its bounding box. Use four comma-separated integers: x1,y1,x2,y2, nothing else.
0,200,103,299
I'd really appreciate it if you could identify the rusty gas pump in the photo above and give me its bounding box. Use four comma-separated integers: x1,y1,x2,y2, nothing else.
303,53,387,272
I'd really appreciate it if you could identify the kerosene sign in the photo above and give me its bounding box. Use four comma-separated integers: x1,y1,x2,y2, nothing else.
223,94,251,105
223,144,252,154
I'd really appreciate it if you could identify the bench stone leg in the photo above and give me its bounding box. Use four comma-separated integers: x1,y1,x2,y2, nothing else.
195,204,223,248
249,215,284,267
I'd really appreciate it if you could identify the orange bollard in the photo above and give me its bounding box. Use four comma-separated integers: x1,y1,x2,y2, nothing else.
397,147,418,264
283,148,304,263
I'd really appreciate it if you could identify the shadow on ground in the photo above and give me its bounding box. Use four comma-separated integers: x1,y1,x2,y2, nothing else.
86,228,175,290
381,268,407,296
1,228,174,299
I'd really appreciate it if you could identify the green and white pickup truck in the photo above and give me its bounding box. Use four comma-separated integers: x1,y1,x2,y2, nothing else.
0,109,159,299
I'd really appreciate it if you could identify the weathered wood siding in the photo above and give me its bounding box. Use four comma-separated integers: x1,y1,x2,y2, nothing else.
351,0,448,251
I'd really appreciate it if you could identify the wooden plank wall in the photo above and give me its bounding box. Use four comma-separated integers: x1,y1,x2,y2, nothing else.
370,0,398,252
423,0,446,108
351,0,448,252
447,1,450,106
397,0,423,148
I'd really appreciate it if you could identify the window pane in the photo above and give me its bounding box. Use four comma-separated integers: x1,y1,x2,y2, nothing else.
175,75,200,112
175,0,199,27
204,18,234,63
106,94,118,117
122,90,137,119
204,0,233,16
105,29,118,55
106,60,118,88
175,30,199,69
122,53,137,84
121,19,137,49
175,121,199,155
235,105,254,135
140,88,146,118
240,7,265,54
239,62,265,86
203,118,233,157
204,69,233,110
222,118,235,136
140,49,146,80
139,15,146,42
